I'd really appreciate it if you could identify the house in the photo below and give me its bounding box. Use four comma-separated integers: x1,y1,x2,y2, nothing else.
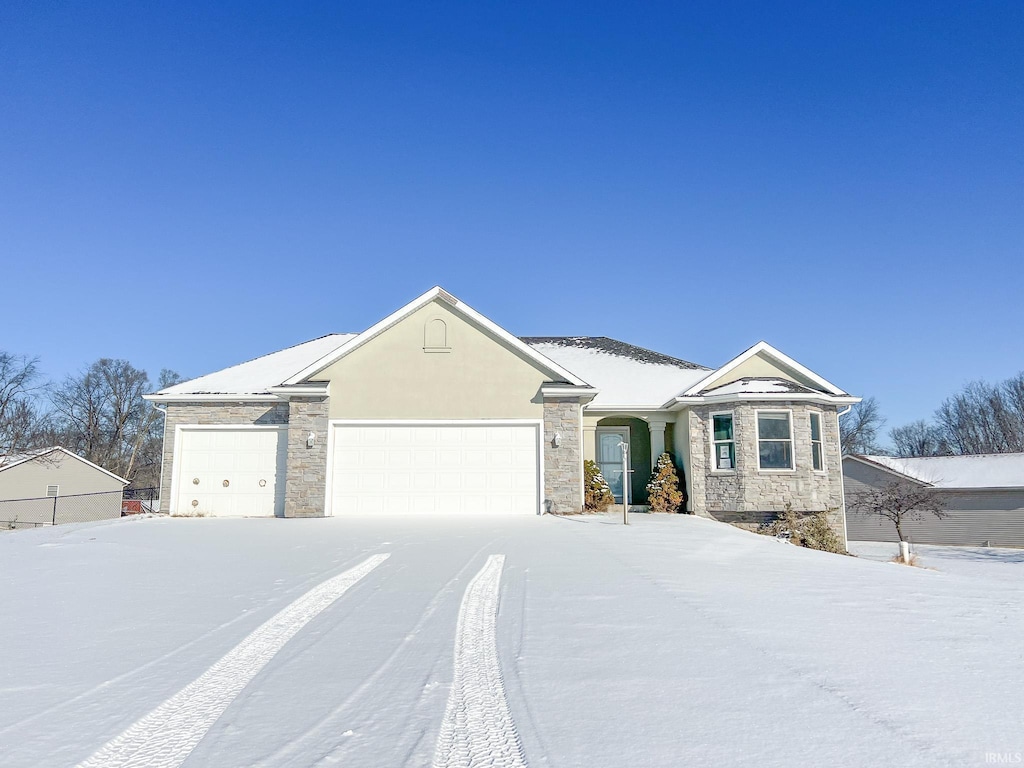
844,453,1024,547
145,287,858,542
0,448,129,528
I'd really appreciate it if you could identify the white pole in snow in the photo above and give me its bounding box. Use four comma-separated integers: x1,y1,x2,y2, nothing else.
899,540,911,564
620,441,629,525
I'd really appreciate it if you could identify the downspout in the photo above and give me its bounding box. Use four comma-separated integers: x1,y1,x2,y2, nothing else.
836,404,853,547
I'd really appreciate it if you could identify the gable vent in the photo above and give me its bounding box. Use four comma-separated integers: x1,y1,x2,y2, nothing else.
46,485,59,498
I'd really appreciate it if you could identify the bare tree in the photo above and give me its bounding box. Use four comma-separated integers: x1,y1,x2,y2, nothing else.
840,396,885,455
0,352,47,463
890,419,946,458
847,480,947,542
934,375,1024,455
49,359,157,483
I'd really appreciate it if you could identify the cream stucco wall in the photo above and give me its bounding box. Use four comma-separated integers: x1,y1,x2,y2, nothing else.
702,352,823,391
315,300,552,420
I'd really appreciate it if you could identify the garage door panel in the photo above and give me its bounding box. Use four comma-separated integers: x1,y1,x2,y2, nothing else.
331,423,540,515
176,428,286,517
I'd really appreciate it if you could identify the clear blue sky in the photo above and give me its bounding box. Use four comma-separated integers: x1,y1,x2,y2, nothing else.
2,1,1021,436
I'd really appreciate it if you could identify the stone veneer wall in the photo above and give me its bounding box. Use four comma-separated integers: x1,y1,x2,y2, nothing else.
284,397,329,518
158,402,290,514
543,399,583,514
687,401,846,542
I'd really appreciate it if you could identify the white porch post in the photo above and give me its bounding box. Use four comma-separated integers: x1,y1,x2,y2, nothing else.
649,420,667,469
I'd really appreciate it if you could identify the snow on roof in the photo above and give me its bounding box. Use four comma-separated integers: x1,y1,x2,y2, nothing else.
861,454,1024,489
524,337,710,408
0,447,129,483
156,334,357,396
701,377,818,396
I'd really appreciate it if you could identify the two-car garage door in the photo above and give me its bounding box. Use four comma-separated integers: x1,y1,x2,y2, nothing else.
174,422,541,517
329,423,541,515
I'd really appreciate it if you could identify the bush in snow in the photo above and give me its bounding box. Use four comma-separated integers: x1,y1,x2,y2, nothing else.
646,453,684,513
759,504,846,554
584,460,614,513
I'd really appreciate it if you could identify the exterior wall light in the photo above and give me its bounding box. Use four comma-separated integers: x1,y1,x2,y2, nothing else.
553,432,561,447
306,432,316,448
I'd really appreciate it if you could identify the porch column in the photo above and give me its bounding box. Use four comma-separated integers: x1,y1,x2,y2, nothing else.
649,420,667,469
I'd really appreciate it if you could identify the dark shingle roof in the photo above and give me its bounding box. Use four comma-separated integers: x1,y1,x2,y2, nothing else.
521,336,709,370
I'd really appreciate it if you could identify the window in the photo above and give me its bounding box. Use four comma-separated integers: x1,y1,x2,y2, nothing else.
46,485,59,497
809,412,824,471
757,411,793,470
711,413,735,470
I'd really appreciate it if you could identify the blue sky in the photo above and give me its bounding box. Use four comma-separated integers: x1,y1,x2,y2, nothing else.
2,1,1021,436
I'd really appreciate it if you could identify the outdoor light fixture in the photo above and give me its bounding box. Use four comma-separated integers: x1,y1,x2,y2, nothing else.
553,432,561,447
306,432,316,448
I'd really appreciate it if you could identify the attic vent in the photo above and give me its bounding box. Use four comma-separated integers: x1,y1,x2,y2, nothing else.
46,485,59,498
424,318,451,353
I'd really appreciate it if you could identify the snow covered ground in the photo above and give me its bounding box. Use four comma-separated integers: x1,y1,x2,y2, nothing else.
1,514,1021,767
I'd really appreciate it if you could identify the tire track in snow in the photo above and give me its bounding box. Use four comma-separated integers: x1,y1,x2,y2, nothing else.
74,553,390,768
433,554,527,768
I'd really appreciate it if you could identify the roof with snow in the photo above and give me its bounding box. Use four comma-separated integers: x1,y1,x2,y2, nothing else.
0,447,129,484
700,377,819,396
522,337,711,409
155,334,356,396
855,454,1024,490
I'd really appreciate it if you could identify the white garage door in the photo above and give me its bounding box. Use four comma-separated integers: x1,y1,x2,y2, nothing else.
330,423,540,515
175,428,287,517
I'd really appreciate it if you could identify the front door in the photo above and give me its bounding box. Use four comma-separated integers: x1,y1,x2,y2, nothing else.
597,428,630,503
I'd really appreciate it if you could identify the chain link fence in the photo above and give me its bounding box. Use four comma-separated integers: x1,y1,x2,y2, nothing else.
0,488,160,531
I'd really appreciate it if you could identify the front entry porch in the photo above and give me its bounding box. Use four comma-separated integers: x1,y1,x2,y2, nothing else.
584,415,675,506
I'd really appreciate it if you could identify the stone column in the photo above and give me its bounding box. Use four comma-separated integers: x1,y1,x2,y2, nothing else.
284,396,329,518
542,399,583,514
649,420,667,469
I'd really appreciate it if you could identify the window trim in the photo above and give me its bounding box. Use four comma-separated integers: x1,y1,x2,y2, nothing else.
809,411,826,474
755,409,795,472
709,410,736,473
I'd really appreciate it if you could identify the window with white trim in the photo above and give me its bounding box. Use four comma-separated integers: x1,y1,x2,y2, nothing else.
711,412,735,470
46,485,59,497
809,412,824,471
757,411,793,470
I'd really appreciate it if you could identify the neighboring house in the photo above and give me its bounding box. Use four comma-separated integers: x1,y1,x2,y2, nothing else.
145,287,857,542
844,454,1024,547
0,448,129,528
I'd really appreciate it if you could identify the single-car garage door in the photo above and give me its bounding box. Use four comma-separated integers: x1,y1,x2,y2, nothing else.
174,427,287,517
329,422,541,515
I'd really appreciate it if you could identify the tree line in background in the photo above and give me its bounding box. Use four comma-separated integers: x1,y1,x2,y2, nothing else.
0,351,180,490
841,371,1024,457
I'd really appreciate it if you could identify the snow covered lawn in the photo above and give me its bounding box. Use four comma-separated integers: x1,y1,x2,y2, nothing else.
1,514,1021,767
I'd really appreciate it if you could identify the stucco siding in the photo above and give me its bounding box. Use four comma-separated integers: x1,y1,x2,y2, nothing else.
699,352,824,392
316,300,550,420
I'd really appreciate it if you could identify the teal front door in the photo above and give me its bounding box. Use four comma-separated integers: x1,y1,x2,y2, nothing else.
597,429,629,503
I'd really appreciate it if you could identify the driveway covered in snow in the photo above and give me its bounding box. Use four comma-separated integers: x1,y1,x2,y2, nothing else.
1,514,1020,767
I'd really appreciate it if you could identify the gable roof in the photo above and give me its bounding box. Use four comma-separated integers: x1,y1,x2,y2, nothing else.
852,453,1024,490
148,334,356,399
679,341,850,399
0,447,129,485
700,377,820,397
284,287,590,387
525,337,709,409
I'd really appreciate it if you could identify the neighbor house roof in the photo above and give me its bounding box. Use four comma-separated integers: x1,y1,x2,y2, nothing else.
523,337,710,410
854,454,1024,490
150,334,357,399
0,447,129,484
